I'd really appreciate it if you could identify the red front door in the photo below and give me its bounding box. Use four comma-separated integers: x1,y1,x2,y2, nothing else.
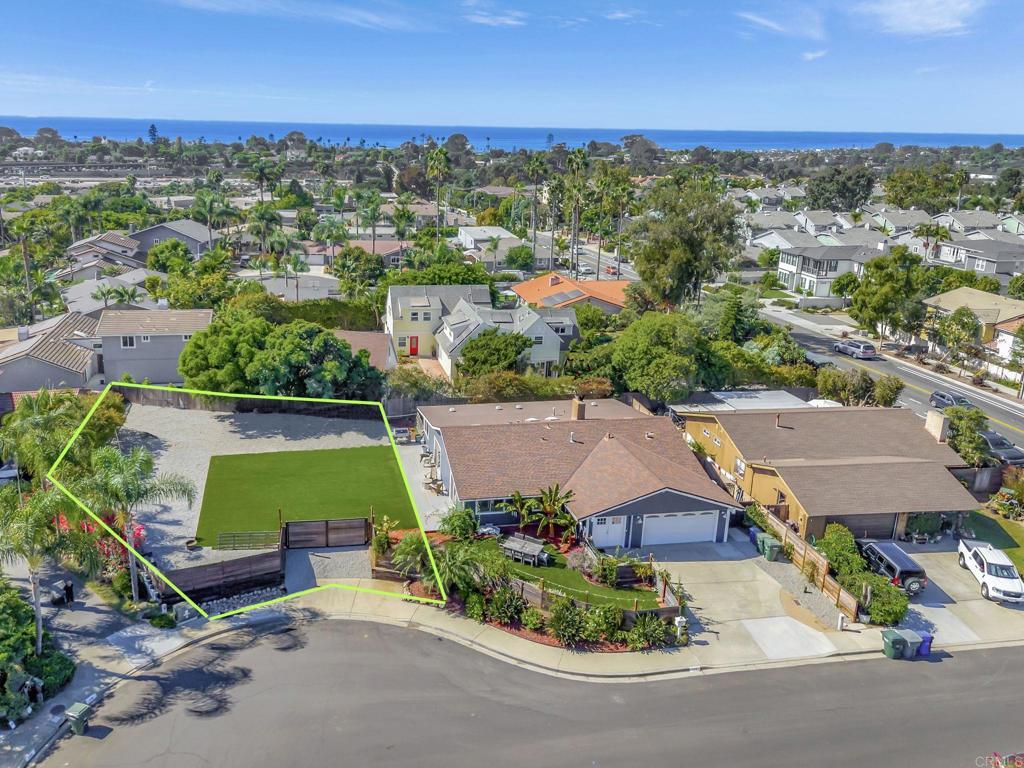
409,336,419,356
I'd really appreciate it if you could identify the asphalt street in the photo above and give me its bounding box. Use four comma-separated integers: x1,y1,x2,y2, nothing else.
531,230,640,281
39,619,1023,768
772,314,1024,441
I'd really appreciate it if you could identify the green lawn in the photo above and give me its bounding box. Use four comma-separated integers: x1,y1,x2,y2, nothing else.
479,538,659,609
195,446,417,546
969,510,1024,573
759,288,793,299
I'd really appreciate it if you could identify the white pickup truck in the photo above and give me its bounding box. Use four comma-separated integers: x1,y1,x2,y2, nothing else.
958,538,1024,603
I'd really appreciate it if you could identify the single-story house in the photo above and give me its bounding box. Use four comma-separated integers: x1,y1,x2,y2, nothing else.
331,330,398,371
681,407,977,540
923,286,1024,351
512,273,629,314
421,401,740,546
239,273,342,302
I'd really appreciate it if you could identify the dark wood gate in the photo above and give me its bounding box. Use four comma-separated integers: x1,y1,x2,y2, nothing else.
283,519,369,548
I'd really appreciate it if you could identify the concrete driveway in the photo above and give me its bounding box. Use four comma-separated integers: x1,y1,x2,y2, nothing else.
902,550,1024,645
637,539,839,663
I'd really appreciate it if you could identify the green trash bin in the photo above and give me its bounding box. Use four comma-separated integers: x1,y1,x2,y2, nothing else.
764,539,782,561
897,629,922,659
755,532,775,556
881,629,907,659
66,702,92,735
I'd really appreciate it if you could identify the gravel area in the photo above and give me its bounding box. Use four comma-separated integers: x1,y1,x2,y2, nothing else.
120,404,389,571
752,552,844,629
284,546,371,592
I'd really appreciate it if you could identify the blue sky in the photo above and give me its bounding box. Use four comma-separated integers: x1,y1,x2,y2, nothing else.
0,0,1021,131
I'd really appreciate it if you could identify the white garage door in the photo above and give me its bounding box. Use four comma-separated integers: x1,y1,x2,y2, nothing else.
591,515,626,548
641,511,718,546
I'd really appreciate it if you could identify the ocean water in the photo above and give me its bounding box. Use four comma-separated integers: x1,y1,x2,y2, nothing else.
2,116,1023,152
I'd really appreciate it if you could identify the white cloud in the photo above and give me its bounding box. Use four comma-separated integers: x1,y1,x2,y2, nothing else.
463,9,526,26
605,9,638,21
160,0,413,31
801,49,827,61
0,70,308,102
855,0,986,36
735,7,825,40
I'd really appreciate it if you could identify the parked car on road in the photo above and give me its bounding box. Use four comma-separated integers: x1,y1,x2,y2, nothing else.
604,265,619,275
856,540,928,596
979,430,1024,466
833,340,876,359
577,264,595,276
959,538,1024,602
928,390,975,410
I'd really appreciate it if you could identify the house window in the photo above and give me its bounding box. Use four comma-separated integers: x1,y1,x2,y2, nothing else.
182,334,192,341
141,335,150,343
595,518,607,526
410,311,419,321
397,336,407,347
702,428,711,437
120,336,136,349
734,458,746,478
712,436,722,446
533,336,544,345
422,311,432,321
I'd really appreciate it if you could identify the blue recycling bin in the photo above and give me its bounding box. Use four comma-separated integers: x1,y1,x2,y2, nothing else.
748,526,762,546
917,631,934,657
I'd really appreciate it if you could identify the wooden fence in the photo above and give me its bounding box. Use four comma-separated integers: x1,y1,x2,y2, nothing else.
157,533,286,604
115,384,380,420
284,518,369,548
761,513,861,621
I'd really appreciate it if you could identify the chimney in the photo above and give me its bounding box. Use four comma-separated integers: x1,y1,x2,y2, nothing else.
156,297,169,310
925,410,950,443
569,430,576,444
775,413,782,429
571,397,586,421
17,326,29,342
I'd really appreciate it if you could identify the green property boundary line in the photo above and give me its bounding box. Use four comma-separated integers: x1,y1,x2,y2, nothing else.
45,381,447,622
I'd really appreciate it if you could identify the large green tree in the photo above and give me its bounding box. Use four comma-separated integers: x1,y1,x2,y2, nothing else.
805,165,875,211
628,172,740,306
849,246,926,349
146,238,192,273
457,330,533,378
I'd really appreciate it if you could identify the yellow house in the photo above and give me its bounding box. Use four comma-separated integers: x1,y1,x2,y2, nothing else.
383,284,491,359
682,407,977,540
922,286,1024,347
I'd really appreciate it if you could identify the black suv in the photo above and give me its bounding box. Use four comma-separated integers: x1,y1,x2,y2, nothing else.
856,540,929,596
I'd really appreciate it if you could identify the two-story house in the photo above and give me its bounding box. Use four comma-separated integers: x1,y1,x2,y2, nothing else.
776,245,873,296
871,208,932,233
435,300,578,378
929,238,1024,278
0,313,99,393
457,226,516,250
132,219,220,258
384,285,491,359
95,309,213,384
793,210,838,236
933,210,1004,233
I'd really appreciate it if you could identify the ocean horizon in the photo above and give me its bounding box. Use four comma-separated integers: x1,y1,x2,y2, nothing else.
3,115,1024,152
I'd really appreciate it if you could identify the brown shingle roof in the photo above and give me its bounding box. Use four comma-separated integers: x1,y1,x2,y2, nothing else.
443,417,736,514
0,313,97,373
331,330,394,370
96,309,213,336
712,407,962,466
564,432,739,518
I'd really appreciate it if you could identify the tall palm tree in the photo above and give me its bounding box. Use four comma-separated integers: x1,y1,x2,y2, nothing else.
196,246,231,275
524,154,547,263
497,491,539,531
59,200,90,243
553,235,569,268
247,202,282,253
250,255,270,281
912,223,951,262
429,542,476,597
87,446,196,602
361,189,384,255
391,196,414,267
0,388,84,488
190,190,228,250
426,146,451,244
534,483,575,539
0,485,104,654
245,157,273,202
953,168,970,211
285,253,310,300
486,235,501,269
566,148,589,274
267,230,308,279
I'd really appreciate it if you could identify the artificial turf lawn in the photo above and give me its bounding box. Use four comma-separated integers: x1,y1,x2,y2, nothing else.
478,538,659,608
195,446,417,545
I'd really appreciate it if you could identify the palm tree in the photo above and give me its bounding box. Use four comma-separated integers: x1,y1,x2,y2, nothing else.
196,246,230,275
0,485,104,654
90,284,118,309
359,188,385,255
247,202,282,253
190,190,229,250
497,491,539,531
485,235,501,269
250,255,270,281
524,154,547,263
912,223,951,262
392,532,429,579
553,235,569,268
391,196,414,266
566,148,589,274
429,542,477,597
267,230,308,279
87,446,196,602
112,285,143,305
285,253,310,300
953,168,970,211
426,146,451,244
245,157,273,201
0,388,84,488
310,218,348,268
534,483,575,539
59,200,90,243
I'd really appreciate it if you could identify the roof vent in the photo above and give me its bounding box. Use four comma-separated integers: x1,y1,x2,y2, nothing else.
645,431,654,440
495,405,502,410
514,404,523,409
569,431,576,444
448,407,456,412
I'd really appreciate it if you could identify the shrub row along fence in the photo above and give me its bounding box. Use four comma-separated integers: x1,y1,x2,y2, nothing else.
157,530,286,604
762,512,861,621
509,577,681,629
115,385,381,420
